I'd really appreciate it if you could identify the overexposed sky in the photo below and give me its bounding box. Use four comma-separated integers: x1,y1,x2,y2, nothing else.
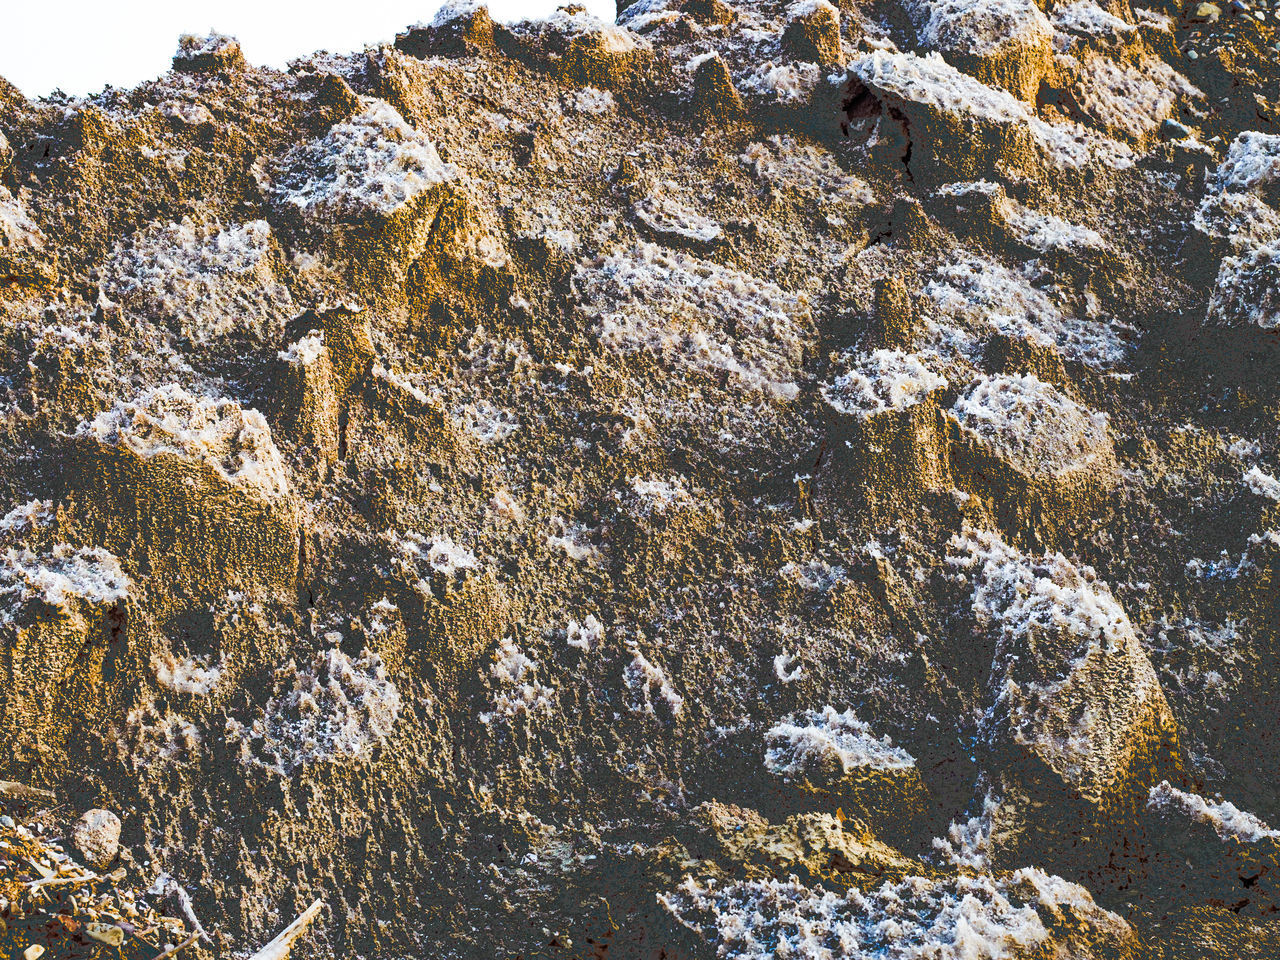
1,1,615,99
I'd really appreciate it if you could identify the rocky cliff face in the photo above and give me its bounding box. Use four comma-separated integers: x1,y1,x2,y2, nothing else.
1,1,1278,957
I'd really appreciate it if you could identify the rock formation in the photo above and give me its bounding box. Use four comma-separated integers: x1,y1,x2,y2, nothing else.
1,1,1278,957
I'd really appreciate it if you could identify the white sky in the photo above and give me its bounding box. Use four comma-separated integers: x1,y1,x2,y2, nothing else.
1,1,616,99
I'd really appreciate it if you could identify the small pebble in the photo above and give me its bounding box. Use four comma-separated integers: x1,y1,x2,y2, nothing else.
0,815,14,829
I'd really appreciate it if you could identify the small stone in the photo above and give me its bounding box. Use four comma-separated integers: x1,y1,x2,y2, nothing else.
0,815,13,829
1162,118,1193,141
72,809,121,869
1189,2,1222,21
24,946,45,960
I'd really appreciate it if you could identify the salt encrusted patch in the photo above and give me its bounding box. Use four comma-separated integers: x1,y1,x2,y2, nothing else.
779,559,849,592
566,614,604,651
1193,192,1280,255
738,61,822,104
372,362,435,406
454,399,519,443
1244,465,1280,500
1067,55,1202,144
617,0,682,31
231,647,400,774
933,792,1001,870
278,329,325,366
0,500,53,538
1209,131,1280,202
909,0,1052,58
739,136,874,205
627,475,695,516
1149,781,1280,842
515,6,650,54
153,652,224,696
822,349,948,418
949,528,1160,767
423,0,484,28
547,517,603,564
764,706,915,780
951,527,1136,660
1,544,128,618
394,531,480,587
577,244,812,400
951,374,1112,476
99,218,292,343
79,385,291,500
631,193,722,246
480,637,556,723
271,98,455,218
118,705,201,769
1209,240,1280,330
561,87,615,115
159,100,214,125
1002,202,1106,253
1052,1,1136,42
661,867,1130,960
624,646,684,718
0,187,45,251
850,50,1134,170
174,33,239,61
923,256,1128,368
774,652,805,683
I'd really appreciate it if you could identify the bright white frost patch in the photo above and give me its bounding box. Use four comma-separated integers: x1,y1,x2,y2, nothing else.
1052,1,1136,40
924,256,1127,368
278,329,325,366
79,385,291,500
1,545,128,619
273,98,455,218
1209,132,1280,201
909,0,1051,58
154,652,224,696
233,647,400,774
624,646,684,718
764,706,915,779
850,50,1133,170
774,651,804,682
951,374,1112,477
661,867,1130,960
566,614,604,651
632,193,722,245
394,532,480,589
1149,781,1280,843
99,218,292,343
480,637,555,723
739,61,822,104
0,500,53,538
823,349,947,418
1001,201,1106,253
1244,465,1280,501
578,244,811,399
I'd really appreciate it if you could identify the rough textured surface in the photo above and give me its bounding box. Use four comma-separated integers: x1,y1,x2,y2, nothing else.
1,3,1279,959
